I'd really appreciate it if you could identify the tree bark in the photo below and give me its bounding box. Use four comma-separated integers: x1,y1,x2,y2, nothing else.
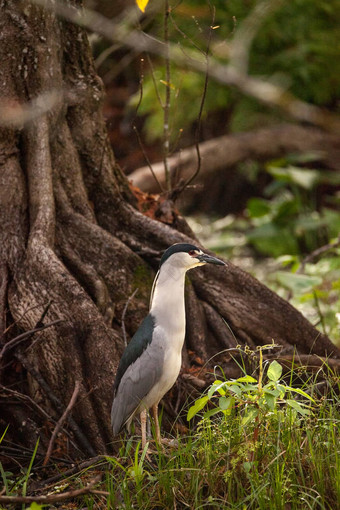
0,1,338,460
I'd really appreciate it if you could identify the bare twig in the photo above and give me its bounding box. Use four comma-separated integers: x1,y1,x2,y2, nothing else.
0,320,63,361
0,90,63,127
0,385,54,422
0,474,102,505
43,380,81,466
132,57,164,193
35,455,107,489
0,263,8,340
163,0,171,191
229,0,283,74
121,288,139,347
297,235,340,272
171,3,216,199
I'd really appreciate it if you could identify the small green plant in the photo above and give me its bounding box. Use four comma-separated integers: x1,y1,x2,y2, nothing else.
187,348,315,426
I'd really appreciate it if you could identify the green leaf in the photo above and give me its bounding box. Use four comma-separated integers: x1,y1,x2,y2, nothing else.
218,396,234,411
286,399,310,416
28,503,43,510
241,407,259,426
187,396,209,421
204,407,223,419
247,198,271,218
275,271,322,294
264,392,276,411
208,380,226,398
267,360,282,382
236,375,258,383
263,387,280,397
228,384,242,397
286,386,315,402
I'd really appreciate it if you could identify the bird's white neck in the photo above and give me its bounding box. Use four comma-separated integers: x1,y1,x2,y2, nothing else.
150,264,187,336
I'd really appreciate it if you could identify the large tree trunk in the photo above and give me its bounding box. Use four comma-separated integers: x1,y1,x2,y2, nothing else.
0,1,338,460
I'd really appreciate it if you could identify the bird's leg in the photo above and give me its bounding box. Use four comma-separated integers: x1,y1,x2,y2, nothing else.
151,403,162,445
140,409,147,450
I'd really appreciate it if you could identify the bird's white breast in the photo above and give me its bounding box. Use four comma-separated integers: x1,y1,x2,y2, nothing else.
139,324,185,410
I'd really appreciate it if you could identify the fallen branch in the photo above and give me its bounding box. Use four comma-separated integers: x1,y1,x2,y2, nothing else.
43,379,81,466
0,474,102,505
129,124,340,193
35,455,107,490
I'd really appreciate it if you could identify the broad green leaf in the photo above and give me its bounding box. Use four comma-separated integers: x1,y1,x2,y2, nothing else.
218,396,233,411
28,504,43,510
286,386,315,402
241,407,259,426
264,392,276,411
267,360,282,382
275,271,322,294
263,387,280,397
286,399,310,416
247,198,271,218
228,384,242,397
208,380,226,398
236,375,258,383
204,407,223,419
136,0,149,13
187,396,209,421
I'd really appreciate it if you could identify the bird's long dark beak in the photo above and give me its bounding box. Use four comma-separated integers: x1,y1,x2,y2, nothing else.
197,253,226,266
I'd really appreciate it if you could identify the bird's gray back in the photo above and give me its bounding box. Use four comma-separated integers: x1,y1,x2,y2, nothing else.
111,332,165,434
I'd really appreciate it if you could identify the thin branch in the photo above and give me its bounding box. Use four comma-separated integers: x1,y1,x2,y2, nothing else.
0,263,8,340
35,455,107,489
0,475,102,505
0,320,63,361
132,57,164,193
43,380,81,466
229,0,283,74
297,235,340,272
163,0,171,191
171,3,216,199
0,386,54,422
121,288,139,347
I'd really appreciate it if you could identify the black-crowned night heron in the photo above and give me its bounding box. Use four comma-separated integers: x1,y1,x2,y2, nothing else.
111,243,225,448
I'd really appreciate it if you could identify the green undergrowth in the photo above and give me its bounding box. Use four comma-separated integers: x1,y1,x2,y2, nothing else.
99,364,339,509
1,366,339,509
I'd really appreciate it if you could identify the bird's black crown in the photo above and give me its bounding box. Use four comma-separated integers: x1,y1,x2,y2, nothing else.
160,243,200,267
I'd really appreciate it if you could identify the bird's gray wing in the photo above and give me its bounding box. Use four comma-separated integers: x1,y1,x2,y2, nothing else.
111,340,164,435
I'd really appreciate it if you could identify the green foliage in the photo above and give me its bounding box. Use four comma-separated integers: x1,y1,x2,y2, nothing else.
87,366,339,509
246,157,340,257
187,348,315,424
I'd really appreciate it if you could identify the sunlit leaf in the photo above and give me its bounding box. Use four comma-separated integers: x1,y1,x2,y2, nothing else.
264,392,276,411
275,271,322,294
136,0,149,13
267,360,282,382
218,396,234,411
236,375,258,383
286,399,310,416
187,396,209,421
